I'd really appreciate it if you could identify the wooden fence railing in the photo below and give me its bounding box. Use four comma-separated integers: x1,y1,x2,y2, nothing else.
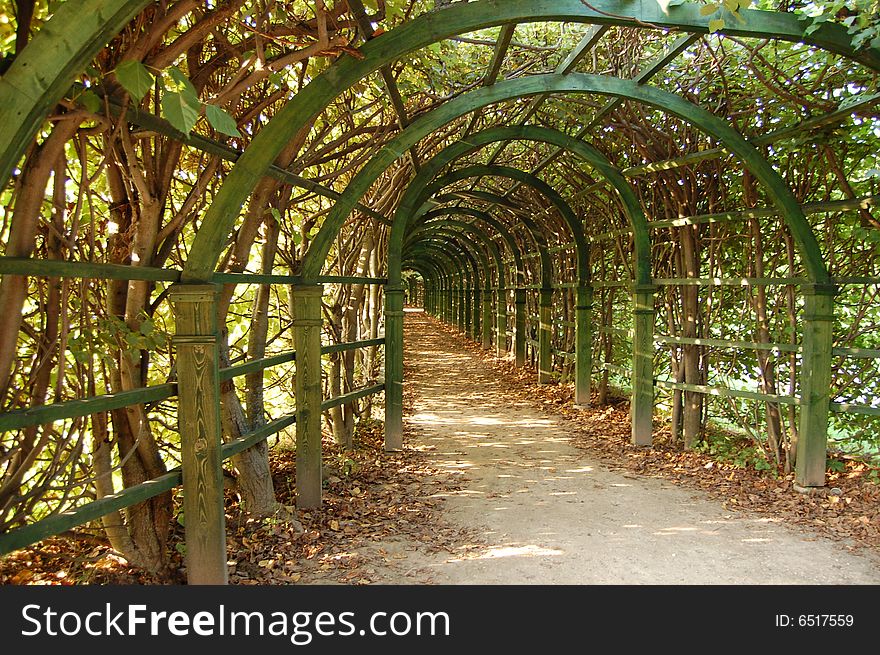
0,259,386,584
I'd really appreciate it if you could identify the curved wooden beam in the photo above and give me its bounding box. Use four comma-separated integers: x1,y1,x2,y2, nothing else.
296,74,829,284
0,0,151,188
182,1,870,282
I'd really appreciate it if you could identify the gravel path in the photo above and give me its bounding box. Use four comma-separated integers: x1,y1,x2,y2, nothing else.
390,309,880,584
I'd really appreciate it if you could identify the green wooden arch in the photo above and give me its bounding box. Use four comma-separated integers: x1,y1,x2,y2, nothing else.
408,238,481,287
0,0,151,188
174,2,879,283
414,228,493,292
416,207,526,286
406,219,505,288
293,74,831,287
6,2,877,200
426,188,554,290
411,163,590,286
405,241,477,312
393,124,648,284
412,232,488,332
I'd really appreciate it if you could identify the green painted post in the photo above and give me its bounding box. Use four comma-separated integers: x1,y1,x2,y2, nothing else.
385,285,405,451
576,284,594,405
539,289,554,383
457,280,463,331
451,282,457,328
465,283,473,335
632,285,656,446
482,288,493,349
796,287,836,487
496,288,508,358
170,284,227,585
292,284,324,509
515,288,526,367
459,282,467,332
453,281,460,330
472,286,482,340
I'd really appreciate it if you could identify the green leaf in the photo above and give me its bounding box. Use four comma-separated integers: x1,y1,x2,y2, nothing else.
268,71,285,88
699,3,719,16
115,60,154,102
162,91,200,135
803,19,825,36
79,89,101,114
708,18,725,33
165,65,198,97
270,207,282,222
205,103,241,137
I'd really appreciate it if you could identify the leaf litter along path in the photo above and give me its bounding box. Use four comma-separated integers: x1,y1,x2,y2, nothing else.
4,309,879,586
372,309,880,584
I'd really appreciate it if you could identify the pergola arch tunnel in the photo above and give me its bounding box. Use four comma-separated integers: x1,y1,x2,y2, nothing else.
1,1,878,586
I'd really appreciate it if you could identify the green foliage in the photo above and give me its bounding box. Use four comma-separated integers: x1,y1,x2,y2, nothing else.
113,60,240,137
115,60,154,102
795,0,880,49
205,103,241,138
69,312,168,365
697,433,778,474
162,90,201,135
826,457,847,473
695,0,752,33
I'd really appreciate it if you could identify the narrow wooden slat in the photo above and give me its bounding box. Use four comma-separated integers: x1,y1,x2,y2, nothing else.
829,402,880,416
835,277,880,286
0,469,182,556
221,413,297,460
318,275,388,285
653,277,807,287
219,351,296,382
655,379,799,405
832,346,880,359
654,335,801,353
321,383,385,411
220,339,386,382
0,383,176,432
0,256,181,281
0,258,389,286
483,24,517,86
213,272,387,285
321,337,386,355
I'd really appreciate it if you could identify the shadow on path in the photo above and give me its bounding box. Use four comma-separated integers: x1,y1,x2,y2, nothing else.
398,309,880,584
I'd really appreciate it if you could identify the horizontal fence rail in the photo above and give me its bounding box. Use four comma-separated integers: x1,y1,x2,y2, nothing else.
0,333,387,555
0,257,388,286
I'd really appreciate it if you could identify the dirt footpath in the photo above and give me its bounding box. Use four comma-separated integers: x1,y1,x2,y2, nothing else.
383,309,880,584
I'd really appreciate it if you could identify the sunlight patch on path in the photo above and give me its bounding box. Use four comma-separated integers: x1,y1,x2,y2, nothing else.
397,310,880,585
